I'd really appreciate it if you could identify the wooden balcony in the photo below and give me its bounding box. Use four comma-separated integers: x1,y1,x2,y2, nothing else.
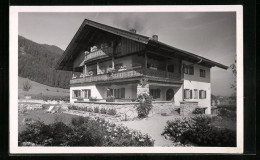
70,68,181,85
85,47,121,62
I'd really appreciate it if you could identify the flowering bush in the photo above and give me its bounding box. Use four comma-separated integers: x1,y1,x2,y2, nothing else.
135,93,153,118
106,95,115,102
162,115,236,146
100,108,107,114
107,108,117,116
94,107,99,113
192,108,205,114
19,117,154,146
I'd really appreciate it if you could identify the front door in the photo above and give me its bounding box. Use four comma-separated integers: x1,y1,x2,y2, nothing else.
166,89,174,101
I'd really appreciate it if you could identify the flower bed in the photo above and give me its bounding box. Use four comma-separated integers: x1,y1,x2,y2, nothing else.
19,116,154,146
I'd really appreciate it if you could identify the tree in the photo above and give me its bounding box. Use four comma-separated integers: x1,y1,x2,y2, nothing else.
230,59,236,97
23,79,32,92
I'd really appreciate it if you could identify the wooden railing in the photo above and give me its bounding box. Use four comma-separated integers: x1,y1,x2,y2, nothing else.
85,47,121,62
70,68,181,84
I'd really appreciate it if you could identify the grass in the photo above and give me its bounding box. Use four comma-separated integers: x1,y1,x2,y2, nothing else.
18,110,79,133
18,77,69,98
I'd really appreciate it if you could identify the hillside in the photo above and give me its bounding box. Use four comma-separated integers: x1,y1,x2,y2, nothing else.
19,77,69,97
18,35,72,89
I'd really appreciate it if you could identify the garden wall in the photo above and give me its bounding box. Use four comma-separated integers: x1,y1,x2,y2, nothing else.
74,101,139,120
74,100,175,120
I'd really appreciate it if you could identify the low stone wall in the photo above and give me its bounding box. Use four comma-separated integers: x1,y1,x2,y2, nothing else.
180,101,198,116
152,101,175,115
74,101,139,121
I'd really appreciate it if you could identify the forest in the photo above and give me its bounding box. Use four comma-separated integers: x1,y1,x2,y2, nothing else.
18,35,72,89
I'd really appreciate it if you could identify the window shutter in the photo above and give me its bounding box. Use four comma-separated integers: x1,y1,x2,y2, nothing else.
204,90,206,99
88,90,91,98
199,90,202,99
190,90,193,99
121,88,125,98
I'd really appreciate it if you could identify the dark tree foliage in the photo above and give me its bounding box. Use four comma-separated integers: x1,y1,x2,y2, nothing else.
18,35,72,89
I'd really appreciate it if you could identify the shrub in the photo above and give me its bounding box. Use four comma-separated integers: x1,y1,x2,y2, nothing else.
107,108,117,116
89,96,97,101
218,107,236,120
23,80,32,91
100,108,107,114
94,107,99,113
106,95,115,102
192,108,205,114
162,115,236,146
87,107,93,112
19,117,154,146
71,116,89,126
135,93,153,118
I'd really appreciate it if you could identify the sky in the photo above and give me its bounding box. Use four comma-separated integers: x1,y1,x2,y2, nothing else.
18,12,236,96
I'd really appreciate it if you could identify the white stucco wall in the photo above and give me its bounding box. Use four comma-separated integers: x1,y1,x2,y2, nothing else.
70,85,105,103
182,60,211,114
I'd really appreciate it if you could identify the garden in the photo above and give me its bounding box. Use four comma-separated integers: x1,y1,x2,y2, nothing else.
18,93,236,147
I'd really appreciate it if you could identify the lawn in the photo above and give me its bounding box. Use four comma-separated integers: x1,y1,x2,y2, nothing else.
19,110,79,133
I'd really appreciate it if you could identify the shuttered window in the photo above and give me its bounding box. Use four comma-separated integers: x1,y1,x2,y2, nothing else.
199,90,207,99
184,89,194,99
183,64,194,75
121,88,125,98
73,90,81,98
82,89,91,99
194,89,198,99
200,69,206,77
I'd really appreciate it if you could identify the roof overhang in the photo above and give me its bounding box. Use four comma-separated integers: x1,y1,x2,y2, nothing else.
56,19,229,71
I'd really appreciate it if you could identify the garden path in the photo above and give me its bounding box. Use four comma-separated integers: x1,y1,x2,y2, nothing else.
117,114,181,146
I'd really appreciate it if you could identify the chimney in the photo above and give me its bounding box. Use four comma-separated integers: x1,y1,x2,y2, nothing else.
151,35,158,41
129,29,136,34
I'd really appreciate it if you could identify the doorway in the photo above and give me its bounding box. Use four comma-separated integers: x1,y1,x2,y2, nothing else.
166,89,174,101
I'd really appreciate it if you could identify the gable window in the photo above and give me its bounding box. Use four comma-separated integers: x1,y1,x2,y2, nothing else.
82,89,91,99
184,89,193,99
107,88,125,99
194,89,198,99
199,90,207,99
149,89,160,99
73,90,81,98
167,64,174,72
183,64,194,75
200,69,206,77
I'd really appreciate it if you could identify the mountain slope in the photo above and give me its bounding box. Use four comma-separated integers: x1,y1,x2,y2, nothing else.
18,35,72,89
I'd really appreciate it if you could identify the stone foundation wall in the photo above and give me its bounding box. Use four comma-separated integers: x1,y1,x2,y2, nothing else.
180,101,198,116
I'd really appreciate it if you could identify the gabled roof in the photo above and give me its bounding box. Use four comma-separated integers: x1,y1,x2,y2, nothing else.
56,19,228,71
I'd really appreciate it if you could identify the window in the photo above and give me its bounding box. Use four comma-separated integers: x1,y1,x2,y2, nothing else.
149,89,161,99
167,64,174,72
200,69,206,77
184,89,193,99
199,90,207,99
82,89,91,99
194,89,198,99
73,90,81,98
183,64,194,75
107,88,125,99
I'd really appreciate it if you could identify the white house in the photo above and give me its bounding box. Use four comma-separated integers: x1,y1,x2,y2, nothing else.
56,19,228,114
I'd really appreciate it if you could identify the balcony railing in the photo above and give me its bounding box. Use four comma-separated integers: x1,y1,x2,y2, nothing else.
85,47,121,62
70,68,181,84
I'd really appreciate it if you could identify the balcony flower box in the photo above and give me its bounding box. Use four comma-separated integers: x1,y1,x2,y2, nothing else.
132,65,142,69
